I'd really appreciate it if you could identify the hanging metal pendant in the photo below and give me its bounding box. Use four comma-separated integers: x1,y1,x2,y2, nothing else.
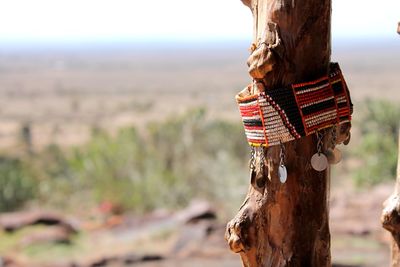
326,148,342,164
278,142,287,184
278,164,287,183
311,153,328,171
312,130,328,171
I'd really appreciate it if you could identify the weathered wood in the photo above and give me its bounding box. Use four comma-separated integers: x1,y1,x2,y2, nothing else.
224,0,350,266
382,130,400,267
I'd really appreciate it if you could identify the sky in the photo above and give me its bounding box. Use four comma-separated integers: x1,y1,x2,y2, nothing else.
0,0,398,44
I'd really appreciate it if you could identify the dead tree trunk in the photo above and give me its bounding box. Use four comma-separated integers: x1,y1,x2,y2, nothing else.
224,0,344,266
382,130,400,267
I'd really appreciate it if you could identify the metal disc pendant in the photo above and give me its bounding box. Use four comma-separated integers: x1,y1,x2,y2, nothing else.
278,165,287,183
311,153,328,171
326,148,342,165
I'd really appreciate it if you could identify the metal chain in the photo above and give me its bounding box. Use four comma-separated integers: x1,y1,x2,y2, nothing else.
279,142,285,166
250,146,256,170
316,131,323,155
330,126,337,149
260,146,265,171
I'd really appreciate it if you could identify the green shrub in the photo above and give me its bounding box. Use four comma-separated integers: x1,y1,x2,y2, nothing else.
33,108,249,214
145,108,248,211
0,157,36,212
353,99,400,185
65,127,147,212
2,108,250,214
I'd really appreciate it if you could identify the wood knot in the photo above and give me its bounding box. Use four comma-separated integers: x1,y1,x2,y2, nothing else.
225,206,254,253
247,22,284,79
382,195,400,233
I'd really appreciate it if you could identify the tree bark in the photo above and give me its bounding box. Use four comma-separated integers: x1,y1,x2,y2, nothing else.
224,0,349,266
382,130,400,267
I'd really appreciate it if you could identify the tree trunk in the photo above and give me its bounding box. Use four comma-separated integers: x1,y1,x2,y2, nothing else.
224,0,344,266
382,130,400,267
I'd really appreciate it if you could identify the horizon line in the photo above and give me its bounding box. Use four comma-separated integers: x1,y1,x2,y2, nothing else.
0,36,398,50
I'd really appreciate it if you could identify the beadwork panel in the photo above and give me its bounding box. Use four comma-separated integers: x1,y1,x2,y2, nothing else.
237,63,353,148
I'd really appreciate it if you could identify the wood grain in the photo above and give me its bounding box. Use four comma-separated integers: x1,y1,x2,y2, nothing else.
225,0,335,266
382,130,400,267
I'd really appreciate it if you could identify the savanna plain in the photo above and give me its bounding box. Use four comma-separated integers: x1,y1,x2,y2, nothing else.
0,39,399,266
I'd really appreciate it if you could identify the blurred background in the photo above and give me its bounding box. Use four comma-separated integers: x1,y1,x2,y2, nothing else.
0,0,399,266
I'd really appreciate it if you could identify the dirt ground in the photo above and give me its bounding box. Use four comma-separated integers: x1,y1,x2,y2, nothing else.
84,183,392,267
138,184,393,267
4,183,387,267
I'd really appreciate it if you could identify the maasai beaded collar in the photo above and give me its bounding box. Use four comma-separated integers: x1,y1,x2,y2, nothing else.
237,63,352,147
237,63,353,181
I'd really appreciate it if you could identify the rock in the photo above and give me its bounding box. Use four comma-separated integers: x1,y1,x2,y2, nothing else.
174,200,216,224
0,211,78,233
124,254,163,264
0,256,22,267
172,220,216,258
88,256,117,267
19,226,72,246
83,253,163,267
36,262,79,267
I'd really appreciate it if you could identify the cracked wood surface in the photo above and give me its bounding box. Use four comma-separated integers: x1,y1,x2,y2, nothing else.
382,131,400,267
225,0,339,266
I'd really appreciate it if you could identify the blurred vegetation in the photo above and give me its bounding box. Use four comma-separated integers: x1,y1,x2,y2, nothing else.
353,99,400,186
0,108,248,214
0,157,36,212
2,99,398,213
